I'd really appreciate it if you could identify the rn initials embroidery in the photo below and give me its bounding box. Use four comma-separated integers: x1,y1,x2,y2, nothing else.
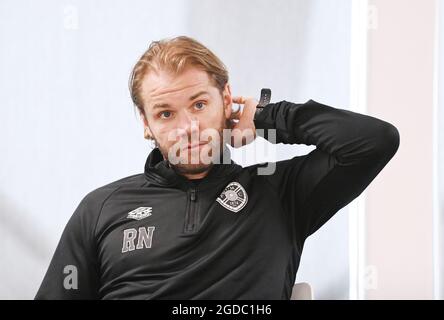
121,226,155,253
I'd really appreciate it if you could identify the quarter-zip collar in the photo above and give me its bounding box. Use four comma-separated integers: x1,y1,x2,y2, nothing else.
144,144,242,190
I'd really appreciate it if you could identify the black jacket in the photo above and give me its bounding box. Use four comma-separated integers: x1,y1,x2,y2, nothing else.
35,99,400,299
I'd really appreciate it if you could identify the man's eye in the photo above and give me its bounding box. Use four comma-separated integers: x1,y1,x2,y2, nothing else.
159,111,172,119
194,102,206,110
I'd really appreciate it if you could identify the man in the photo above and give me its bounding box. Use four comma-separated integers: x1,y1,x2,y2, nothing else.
35,36,400,299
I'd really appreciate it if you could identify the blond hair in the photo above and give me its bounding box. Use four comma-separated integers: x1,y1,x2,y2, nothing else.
129,36,229,116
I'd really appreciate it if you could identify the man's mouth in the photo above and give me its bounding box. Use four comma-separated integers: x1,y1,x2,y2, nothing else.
183,141,208,151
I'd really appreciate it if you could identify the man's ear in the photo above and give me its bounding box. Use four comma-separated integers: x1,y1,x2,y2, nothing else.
140,112,153,140
223,83,232,120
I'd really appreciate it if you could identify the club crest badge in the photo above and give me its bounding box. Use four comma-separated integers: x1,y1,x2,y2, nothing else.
127,207,152,221
216,182,248,213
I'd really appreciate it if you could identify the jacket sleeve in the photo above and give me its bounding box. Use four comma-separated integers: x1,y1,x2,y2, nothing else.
254,99,400,249
34,193,101,299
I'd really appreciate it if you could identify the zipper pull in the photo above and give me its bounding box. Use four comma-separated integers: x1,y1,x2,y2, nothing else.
190,188,197,201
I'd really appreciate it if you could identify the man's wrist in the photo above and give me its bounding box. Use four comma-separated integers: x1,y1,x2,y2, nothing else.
254,88,271,121
253,105,265,121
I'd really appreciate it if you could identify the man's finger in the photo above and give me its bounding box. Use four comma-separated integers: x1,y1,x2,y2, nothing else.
232,96,245,104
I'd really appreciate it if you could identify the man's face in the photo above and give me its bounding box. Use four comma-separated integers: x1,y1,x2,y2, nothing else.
140,65,232,177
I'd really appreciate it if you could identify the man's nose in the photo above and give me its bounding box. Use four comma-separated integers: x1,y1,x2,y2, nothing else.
176,111,199,141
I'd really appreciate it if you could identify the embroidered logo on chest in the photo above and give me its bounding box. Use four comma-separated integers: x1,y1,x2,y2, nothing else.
127,207,152,221
216,182,248,213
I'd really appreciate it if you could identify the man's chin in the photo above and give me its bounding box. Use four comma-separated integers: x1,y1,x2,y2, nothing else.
171,162,213,176
168,147,220,176
159,139,226,176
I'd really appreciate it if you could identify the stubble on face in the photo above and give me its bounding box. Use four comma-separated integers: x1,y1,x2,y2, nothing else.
154,108,231,177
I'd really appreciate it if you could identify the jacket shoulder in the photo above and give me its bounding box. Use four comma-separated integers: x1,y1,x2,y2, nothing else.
77,173,147,216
